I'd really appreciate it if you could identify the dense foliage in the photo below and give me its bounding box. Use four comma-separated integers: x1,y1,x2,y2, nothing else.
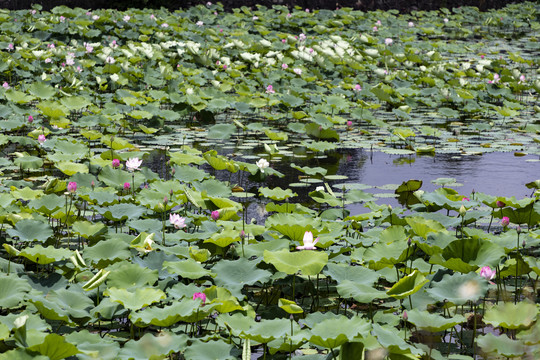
0,2,538,359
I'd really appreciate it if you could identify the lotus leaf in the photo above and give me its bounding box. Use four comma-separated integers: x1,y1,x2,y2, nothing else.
387,270,429,300
427,272,488,305
104,287,166,311
7,219,53,243
183,339,235,360
118,332,188,360
18,246,72,265
405,309,466,332
65,330,120,360
212,257,272,299
264,249,328,276
106,261,158,289
0,275,32,309
483,302,538,329
477,333,527,358
164,258,212,280
309,316,370,349
27,333,79,360
130,298,213,327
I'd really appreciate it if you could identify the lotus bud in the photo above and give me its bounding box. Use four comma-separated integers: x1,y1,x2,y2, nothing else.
211,210,219,221
496,200,505,208
240,230,246,240
163,196,168,205
501,216,510,227
459,205,467,217
522,239,526,248
407,237,412,246
91,180,95,189
403,311,408,320
517,225,521,234
388,205,392,212
171,167,176,175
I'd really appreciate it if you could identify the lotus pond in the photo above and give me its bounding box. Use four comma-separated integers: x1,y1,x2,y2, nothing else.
0,2,539,359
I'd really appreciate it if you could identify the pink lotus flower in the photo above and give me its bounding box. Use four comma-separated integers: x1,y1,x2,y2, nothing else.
281,63,288,69
28,115,33,123
373,26,378,32
211,210,220,221
296,231,318,250
8,43,14,50
266,85,275,94
112,159,120,168
501,216,510,227
2,82,9,89
123,182,130,190
376,20,382,26
347,120,352,127
126,157,142,171
193,292,206,304
463,197,469,201
480,266,496,281
170,213,186,229
38,134,46,143
354,84,362,92
67,181,77,193
282,39,286,43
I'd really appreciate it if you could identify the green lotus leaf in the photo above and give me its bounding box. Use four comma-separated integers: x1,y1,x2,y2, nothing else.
60,95,91,111
259,187,297,201
100,135,134,151
0,275,32,309
439,238,505,270
336,280,389,303
208,123,236,140
263,249,328,276
194,179,232,197
97,167,145,190
183,340,235,360
5,90,35,104
0,323,8,340
405,216,447,239
64,330,120,360
6,219,53,243
99,203,145,221
205,228,240,248
204,286,243,313
14,155,43,170
39,288,93,323
130,298,213,327
266,212,320,242
118,332,187,360
344,189,376,204
163,258,212,280
310,316,370,349
212,258,272,299
242,238,290,258
387,270,429,300
28,296,71,323
291,163,328,176
72,221,107,240
172,164,209,181
106,262,158,289
426,272,488,305
363,240,409,270
18,246,72,265
484,302,538,330
0,349,48,360
324,263,379,285
405,309,466,332
11,187,43,202
27,333,79,360
217,313,256,337
28,194,64,215
104,287,165,311
477,333,527,358
242,318,299,343
371,323,424,356
278,298,303,314
83,238,130,268
28,82,56,100
303,140,337,152
310,190,341,207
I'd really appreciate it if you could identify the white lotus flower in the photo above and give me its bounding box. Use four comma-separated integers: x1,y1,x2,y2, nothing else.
256,158,269,172
296,231,319,250
169,213,186,229
126,157,142,171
